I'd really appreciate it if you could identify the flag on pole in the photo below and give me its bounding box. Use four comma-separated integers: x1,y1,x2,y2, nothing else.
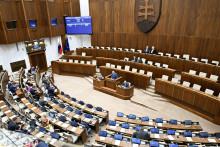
58,41,62,54
65,37,70,52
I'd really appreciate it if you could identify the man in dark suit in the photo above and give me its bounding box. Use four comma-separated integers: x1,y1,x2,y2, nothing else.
47,86,55,97
111,71,118,80
151,46,157,54
144,46,150,53
121,80,130,88
131,56,137,62
137,57,143,63
30,85,39,99
9,82,18,95
8,117,28,134
133,127,150,140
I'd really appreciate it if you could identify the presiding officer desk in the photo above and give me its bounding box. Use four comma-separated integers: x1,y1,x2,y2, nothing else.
180,72,220,96
51,60,96,76
99,66,151,89
76,48,220,78
96,57,175,81
155,78,220,125
93,76,134,100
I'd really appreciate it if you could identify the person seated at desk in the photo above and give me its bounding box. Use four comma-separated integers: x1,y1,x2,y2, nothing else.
46,85,56,97
8,81,13,89
131,56,137,62
31,42,41,52
144,46,150,53
9,82,18,95
39,97,48,107
137,57,143,63
150,46,157,54
111,71,118,80
121,80,130,88
97,74,105,81
78,118,91,134
133,127,150,140
8,117,29,134
41,113,54,132
30,85,39,99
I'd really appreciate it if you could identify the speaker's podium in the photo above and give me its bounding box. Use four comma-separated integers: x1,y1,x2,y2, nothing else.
93,75,134,100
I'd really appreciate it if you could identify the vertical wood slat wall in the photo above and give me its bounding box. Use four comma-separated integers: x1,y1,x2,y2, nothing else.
89,0,220,62
0,0,80,44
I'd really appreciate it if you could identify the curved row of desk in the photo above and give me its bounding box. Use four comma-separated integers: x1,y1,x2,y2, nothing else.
155,78,220,125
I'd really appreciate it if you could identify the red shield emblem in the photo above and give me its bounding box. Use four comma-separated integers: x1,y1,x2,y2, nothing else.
135,0,162,33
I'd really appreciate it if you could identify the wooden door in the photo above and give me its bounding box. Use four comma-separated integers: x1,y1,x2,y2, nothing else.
28,51,47,72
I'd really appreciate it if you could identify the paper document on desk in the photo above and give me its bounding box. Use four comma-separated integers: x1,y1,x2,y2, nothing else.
154,134,160,138
36,132,44,138
114,140,121,145
57,121,63,125
100,137,105,141
75,114,79,118
31,107,37,110
168,135,174,140
91,109,95,112
157,123,162,126
50,138,57,144
120,128,125,132
208,139,216,142
21,98,25,101
71,127,76,132
25,103,30,106
51,103,56,106
84,118,90,122
110,126,116,129
186,137,193,141
5,110,11,114
149,122,153,125
133,144,139,147
62,123,69,128
64,111,70,114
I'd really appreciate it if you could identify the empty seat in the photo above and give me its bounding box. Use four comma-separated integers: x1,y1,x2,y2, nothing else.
158,52,163,56
199,72,207,78
191,57,198,62
74,60,79,63
112,47,117,50
165,53,171,57
210,74,218,81
100,47,105,49
82,52,86,56
147,71,153,77
69,59,73,63
63,59,67,62
106,63,111,67
183,81,190,87
125,65,130,71
162,75,169,80
59,59,62,62
86,61,91,64
171,78,178,83
132,68,137,72
211,60,219,66
147,61,153,65
118,48,122,51
96,46,100,49
124,48,129,51
155,62,161,67
92,60,96,65
124,57,129,61
193,84,201,91
183,54,190,60
137,50,142,53
106,47,111,49
142,58,146,64
116,65,122,69
205,89,214,95
162,64,169,68
173,54,180,58
201,58,208,63
130,48,135,52
80,61,85,64
111,64,115,68
139,70,145,74
189,70,196,75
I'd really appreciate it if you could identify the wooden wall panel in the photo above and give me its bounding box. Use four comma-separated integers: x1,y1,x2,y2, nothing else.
89,0,220,62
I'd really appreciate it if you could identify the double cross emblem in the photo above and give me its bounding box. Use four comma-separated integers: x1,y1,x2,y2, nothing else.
138,0,155,22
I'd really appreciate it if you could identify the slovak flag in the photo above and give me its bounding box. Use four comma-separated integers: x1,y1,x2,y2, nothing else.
58,41,62,54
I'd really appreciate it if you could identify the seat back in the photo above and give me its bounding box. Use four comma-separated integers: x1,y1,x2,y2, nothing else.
106,63,111,67
199,72,207,78
191,57,198,62
132,68,137,72
110,64,115,68
162,75,169,80
210,74,218,81
118,48,122,51
63,59,67,62
193,84,201,91
155,62,160,67
130,48,135,52
139,70,145,74
116,65,122,69
205,89,214,95
171,78,178,83
100,47,105,49
183,54,189,60
82,52,86,56
74,60,79,63
165,53,171,57
142,58,146,64
162,64,168,68
173,54,180,58
158,52,163,56
80,61,85,64
124,57,129,61
125,65,130,71
112,47,117,50
211,60,219,66
69,59,73,63
92,60,96,65
124,48,129,51
189,70,196,75
147,71,153,77
106,47,111,49
183,81,190,87
147,61,153,65
59,59,62,62
137,50,142,53
201,58,208,63
86,61,91,64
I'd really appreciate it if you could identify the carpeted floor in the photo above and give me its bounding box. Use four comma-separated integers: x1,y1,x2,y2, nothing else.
53,73,220,145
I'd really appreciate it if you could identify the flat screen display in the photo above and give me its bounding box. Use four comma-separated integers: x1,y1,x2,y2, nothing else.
65,16,92,34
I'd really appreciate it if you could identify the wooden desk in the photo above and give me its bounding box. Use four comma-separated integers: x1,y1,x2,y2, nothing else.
51,61,96,76
61,55,93,62
105,74,122,90
100,66,151,89
180,72,220,96
155,78,220,125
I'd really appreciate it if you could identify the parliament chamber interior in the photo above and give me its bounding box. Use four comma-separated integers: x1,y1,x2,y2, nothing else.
0,0,220,146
